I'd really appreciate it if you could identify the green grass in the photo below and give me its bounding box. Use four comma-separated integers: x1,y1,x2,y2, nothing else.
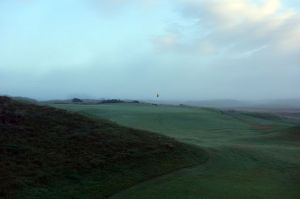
0,97,207,199
51,103,300,199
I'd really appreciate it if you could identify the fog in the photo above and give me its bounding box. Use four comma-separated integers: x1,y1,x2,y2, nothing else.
1,0,300,101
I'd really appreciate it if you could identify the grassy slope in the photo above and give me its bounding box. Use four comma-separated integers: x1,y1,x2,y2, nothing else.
52,103,300,199
0,97,207,199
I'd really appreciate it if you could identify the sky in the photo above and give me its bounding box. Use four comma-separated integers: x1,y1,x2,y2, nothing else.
0,0,300,100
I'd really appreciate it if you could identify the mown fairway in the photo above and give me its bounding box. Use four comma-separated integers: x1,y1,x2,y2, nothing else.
53,103,300,199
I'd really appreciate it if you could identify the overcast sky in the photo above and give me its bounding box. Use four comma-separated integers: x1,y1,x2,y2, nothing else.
0,0,300,100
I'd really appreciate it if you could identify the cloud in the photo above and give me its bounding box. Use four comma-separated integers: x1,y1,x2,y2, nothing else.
147,0,300,100
195,0,282,25
154,0,300,57
152,31,181,52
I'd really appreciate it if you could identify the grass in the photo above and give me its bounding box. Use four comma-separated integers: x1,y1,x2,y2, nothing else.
51,103,300,199
0,97,207,199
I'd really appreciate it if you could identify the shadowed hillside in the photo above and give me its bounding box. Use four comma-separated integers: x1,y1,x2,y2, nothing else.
0,97,207,199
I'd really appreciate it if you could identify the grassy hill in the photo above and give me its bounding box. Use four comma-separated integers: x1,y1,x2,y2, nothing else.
0,97,208,199
52,103,300,199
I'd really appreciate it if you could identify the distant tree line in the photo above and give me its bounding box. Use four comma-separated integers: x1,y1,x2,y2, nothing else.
72,98,83,103
70,98,140,104
99,99,123,104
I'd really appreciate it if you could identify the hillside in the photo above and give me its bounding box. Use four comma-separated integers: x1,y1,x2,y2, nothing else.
52,103,300,199
0,97,207,199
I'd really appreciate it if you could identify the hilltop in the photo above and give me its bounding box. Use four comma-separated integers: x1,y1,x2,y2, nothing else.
0,96,207,199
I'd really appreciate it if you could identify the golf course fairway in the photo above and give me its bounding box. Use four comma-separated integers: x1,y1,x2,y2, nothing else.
52,103,300,199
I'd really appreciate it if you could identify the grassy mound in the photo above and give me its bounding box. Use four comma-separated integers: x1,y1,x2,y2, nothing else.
0,97,207,199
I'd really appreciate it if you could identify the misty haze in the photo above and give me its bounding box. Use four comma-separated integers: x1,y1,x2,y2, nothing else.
1,1,300,199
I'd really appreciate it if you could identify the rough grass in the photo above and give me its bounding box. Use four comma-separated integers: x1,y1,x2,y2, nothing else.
0,97,208,199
